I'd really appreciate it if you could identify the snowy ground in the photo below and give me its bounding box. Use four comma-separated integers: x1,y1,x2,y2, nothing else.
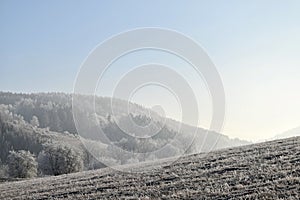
0,137,299,199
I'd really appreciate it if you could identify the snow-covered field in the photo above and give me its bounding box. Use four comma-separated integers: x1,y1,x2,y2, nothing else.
1,137,299,199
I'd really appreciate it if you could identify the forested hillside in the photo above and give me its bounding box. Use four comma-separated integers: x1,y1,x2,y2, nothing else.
0,91,248,147
0,92,249,182
0,104,95,181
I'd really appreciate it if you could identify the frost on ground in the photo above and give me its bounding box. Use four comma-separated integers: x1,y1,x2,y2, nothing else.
0,136,299,199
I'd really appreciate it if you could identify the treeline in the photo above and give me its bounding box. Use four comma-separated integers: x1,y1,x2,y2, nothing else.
0,98,191,181
0,103,188,181
0,92,250,182
0,92,151,135
0,92,76,134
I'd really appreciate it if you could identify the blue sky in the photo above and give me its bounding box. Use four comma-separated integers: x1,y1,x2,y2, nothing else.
1,1,300,140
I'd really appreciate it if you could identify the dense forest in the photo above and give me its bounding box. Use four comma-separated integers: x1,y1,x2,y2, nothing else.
0,92,249,181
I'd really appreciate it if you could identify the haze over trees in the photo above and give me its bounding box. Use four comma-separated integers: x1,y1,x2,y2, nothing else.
0,92,249,181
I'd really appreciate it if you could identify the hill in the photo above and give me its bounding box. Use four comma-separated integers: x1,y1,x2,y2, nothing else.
0,91,249,168
0,136,299,199
0,104,97,173
272,126,300,140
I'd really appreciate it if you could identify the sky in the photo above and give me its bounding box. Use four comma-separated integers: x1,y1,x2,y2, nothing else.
1,0,300,141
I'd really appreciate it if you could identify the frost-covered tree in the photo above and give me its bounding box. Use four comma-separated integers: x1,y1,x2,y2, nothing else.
0,158,8,178
7,150,37,178
38,144,83,176
0,165,8,178
30,115,39,127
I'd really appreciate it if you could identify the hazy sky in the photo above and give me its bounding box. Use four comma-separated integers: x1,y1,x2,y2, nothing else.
1,1,300,141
